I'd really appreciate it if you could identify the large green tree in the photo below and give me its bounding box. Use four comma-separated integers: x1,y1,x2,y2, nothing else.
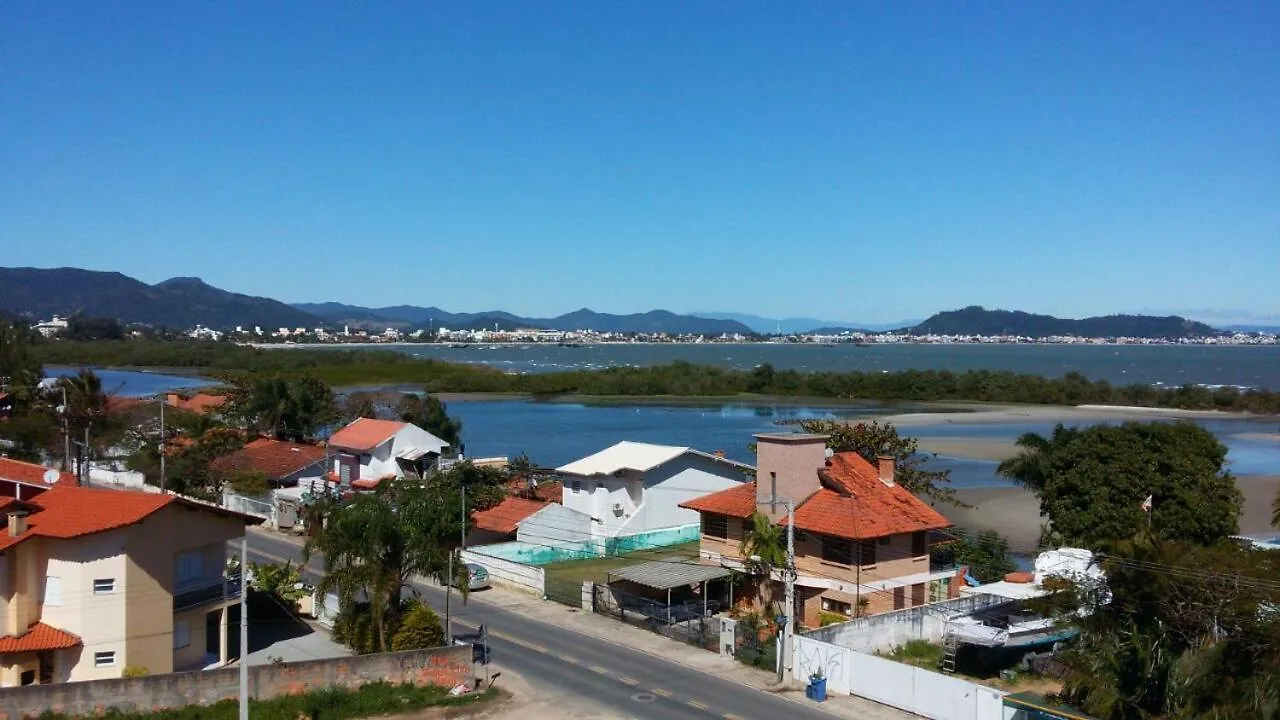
1046,539,1280,719
930,529,1017,583
998,421,1241,547
397,391,462,449
231,374,335,441
788,418,958,506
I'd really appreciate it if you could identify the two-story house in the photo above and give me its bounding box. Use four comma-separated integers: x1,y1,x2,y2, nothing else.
557,441,753,544
680,433,955,625
0,484,261,687
327,418,450,490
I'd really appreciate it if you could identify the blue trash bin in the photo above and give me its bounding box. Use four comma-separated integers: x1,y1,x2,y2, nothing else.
807,677,827,702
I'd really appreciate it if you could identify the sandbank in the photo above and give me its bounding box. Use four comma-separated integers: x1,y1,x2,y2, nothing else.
917,438,1020,462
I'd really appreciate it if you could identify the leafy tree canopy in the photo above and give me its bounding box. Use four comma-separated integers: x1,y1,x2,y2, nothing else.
998,422,1241,547
397,391,462,449
930,529,1017,583
786,418,958,506
227,373,336,441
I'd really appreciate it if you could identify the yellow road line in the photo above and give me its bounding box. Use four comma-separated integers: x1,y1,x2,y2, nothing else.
724,715,745,720
652,688,673,698
559,655,579,664
590,665,609,674
687,700,709,710
618,675,639,685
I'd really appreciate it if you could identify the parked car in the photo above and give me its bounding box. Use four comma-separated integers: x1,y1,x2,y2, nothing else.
440,562,490,591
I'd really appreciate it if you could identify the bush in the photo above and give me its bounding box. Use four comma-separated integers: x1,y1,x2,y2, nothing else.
122,665,149,677
818,612,847,627
226,469,270,495
390,601,445,651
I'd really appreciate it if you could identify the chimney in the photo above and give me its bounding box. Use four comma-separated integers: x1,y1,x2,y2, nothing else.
7,510,28,538
877,455,896,487
754,433,828,520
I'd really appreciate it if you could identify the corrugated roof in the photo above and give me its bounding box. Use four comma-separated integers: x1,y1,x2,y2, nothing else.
609,559,731,590
557,441,752,476
328,418,407,451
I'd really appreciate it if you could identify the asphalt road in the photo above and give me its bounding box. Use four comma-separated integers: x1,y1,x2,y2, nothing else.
249,531,837,720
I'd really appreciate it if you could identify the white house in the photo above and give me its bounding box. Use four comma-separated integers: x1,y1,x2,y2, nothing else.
327,418,450,490
556,441,753,539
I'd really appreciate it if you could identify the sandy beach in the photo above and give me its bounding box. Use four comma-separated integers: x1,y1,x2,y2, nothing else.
859,402,1270,429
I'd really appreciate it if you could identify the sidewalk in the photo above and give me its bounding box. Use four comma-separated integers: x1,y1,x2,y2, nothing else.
250,527,916,719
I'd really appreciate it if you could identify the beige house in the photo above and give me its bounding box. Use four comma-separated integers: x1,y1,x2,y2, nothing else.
0,484,261,687
680,433,958,625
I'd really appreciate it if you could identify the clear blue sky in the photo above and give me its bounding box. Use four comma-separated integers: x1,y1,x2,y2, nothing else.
3,2,1277,324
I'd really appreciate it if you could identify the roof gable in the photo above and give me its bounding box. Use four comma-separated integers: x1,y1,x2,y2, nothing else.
678,481,758,518
557,441,753,476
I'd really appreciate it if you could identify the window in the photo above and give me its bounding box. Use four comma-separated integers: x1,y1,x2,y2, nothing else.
94,651,116,668
176,550,204,584
44,576,62,607
173,619,191,650
912,531,927,556
821,597,852,616
20,670,35,686
93,578,116,594
857,539,877,566
571,480,581,493
821,536,852,564
702,514,727,539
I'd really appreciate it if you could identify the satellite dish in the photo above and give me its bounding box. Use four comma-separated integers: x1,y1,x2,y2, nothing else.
43,469,60,484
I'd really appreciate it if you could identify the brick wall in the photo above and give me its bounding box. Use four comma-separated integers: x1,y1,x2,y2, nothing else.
0,645,472,720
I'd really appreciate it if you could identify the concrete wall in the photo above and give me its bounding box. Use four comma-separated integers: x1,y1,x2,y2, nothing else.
460,549,546,596
803,593,1011,653
0,645,474,719
793,635,1006,720
516,503,592,548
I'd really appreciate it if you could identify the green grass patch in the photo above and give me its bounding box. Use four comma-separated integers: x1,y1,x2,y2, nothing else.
885,639,944,669
38,682,496,720
541,541,700,588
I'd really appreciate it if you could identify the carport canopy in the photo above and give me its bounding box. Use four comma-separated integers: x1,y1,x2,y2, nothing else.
607,559,731,590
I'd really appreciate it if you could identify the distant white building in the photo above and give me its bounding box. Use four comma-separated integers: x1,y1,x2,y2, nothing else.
556,441,753,539
188,325,222,341
327,418,450,490
34,316,69,338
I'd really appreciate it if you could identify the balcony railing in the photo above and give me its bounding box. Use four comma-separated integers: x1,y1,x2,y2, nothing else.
173,572,241,612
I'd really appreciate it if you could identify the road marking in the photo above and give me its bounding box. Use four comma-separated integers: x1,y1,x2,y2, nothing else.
618,675,639,685
687,700,709,710
559,654,579,664
590,665,609,674
724,715,745,720
652,688,673,698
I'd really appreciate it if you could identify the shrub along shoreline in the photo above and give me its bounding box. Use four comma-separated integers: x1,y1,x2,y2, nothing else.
33,339,1280,414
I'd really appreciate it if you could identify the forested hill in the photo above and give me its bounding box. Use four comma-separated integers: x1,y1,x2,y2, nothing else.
911,307,1216,339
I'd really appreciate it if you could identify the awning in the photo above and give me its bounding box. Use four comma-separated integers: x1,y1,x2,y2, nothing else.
397,448,432,461
608,559,730,591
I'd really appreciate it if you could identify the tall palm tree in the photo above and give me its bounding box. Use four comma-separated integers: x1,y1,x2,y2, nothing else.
740,512,786,606
995,424,1078,492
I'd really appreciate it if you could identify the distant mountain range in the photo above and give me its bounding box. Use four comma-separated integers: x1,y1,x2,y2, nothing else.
0,267,318,330
294,302,754,335
911,306,1216,339
0,268,1255,339
691,312,922,334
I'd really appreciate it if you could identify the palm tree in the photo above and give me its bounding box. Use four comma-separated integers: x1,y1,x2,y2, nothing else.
995,424,1078,492
740,512,786,606
243,377,292,438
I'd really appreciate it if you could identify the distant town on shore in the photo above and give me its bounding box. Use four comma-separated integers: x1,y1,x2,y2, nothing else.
3,266,1277,346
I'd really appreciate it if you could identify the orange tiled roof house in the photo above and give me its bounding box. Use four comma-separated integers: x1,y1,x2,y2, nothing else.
680,433,957,626
0,480,260,687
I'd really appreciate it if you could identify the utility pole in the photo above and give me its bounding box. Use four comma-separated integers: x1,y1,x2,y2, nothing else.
239,538,249,720
778,498,796,685
445,551,453,646
159,394,166,493
81,426,90,486
460,485,467,550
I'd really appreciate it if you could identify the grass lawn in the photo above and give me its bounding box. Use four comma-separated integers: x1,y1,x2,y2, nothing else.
542,541,700,589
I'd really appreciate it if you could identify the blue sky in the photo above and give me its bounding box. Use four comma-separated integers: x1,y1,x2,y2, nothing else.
3,2,1277,323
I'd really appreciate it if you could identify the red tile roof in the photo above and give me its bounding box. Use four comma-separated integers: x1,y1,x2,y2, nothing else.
212,438,327,481
0,485,262,552
328,418,406,451
0,622,82,654
471,497,548,535
0,457,76,487
351,476,395,490
783,453,951,540
503,477,563,504
166,392,227,415
680,452,950,541
679,482,758,518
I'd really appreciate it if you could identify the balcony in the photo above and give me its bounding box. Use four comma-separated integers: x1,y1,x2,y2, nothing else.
173,571,242,612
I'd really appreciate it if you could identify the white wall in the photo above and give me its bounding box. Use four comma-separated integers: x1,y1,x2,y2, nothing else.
460,549,545,596
804,594,1012,654
793,636,1007,720
561,453,749,538
516,504,592,548
361,424,449,480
